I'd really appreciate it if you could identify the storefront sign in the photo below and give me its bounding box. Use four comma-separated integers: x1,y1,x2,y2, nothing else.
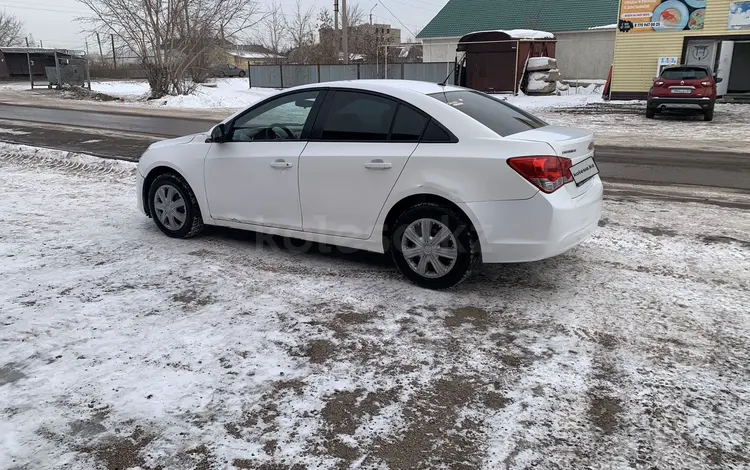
656,57,679,76
729,1,750,29
618,0,706,33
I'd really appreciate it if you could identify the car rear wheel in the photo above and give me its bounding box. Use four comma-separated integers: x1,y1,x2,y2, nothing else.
239,70,246,77
704,108,714,121
147,173,204,239
646,107,656,119
390,203,479,289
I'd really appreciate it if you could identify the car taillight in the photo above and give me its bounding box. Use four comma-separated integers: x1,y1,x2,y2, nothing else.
701,81,712,87
507,156,573,193
654,80,665,87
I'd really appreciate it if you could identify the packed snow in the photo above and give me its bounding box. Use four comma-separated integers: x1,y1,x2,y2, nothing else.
1,145,749,470
588,24,618,30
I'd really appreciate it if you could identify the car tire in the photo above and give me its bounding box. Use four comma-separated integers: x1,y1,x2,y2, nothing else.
704,108,714,121
390,203,479,289
147,173,204,239
646,108,656,119
239,70,246,78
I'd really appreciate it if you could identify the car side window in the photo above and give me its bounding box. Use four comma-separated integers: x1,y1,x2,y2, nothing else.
228,91,320,142
421,120,452,143
320,91,397,141
391,104,429,141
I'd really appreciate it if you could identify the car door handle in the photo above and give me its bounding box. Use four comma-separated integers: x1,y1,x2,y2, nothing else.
364,159,392,170
270,159,293,169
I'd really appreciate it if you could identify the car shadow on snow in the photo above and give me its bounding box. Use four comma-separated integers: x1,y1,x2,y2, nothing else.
197,225,576,291
202,225,393,269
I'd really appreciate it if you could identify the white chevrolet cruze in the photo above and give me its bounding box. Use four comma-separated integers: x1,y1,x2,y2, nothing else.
136,80,603,289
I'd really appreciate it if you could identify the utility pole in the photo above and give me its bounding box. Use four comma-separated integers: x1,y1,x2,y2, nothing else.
85,38,90,57
111,34,117,69
334,0,339,61
25,37,34,89
53,49,61,89
370,4,375,25
96,32,104,60
342,0,348,65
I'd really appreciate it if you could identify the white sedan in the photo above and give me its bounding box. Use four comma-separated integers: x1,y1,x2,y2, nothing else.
136,80,603,289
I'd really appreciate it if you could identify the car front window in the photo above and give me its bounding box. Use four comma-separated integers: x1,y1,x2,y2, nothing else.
429,90,547,137
229,91,319,142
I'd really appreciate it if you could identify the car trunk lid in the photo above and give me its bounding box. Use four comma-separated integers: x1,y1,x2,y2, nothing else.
508,126,597,198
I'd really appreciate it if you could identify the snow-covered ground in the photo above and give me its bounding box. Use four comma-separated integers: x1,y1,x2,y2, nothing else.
1,145,749,470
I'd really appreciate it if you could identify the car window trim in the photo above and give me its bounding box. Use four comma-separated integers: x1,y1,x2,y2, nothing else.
225,88,328,143
308,87,458,144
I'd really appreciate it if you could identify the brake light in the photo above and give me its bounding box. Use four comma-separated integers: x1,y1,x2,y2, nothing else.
654,80,665,87
507,156,573,193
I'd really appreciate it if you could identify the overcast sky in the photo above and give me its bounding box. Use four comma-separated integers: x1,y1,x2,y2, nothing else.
4,0,448,50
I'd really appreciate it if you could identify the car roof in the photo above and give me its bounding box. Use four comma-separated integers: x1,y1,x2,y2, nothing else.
290,79,465,96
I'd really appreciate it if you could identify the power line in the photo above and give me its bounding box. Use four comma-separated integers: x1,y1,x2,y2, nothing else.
377,0,416,37
379,0,441,14
0,3,89,14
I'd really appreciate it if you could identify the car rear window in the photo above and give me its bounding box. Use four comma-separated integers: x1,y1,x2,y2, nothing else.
429,90,546,137
661,68,709,80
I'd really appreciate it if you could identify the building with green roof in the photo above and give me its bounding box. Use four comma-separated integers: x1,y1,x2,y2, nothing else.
417,0,620,79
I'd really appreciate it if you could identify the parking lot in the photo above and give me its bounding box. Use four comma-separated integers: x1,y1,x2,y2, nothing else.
1,145,749,469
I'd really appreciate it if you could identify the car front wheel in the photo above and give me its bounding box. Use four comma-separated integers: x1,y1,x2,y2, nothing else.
147,173,204,239
239,70,246,77
704,108,714,121
646,107,656,119
390,203,479,289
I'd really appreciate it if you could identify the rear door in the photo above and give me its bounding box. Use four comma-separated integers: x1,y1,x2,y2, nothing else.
299,90,426,239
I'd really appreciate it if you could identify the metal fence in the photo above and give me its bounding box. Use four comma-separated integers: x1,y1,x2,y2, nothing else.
248,62,454,88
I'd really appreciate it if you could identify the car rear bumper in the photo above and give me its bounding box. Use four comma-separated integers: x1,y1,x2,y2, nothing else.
648,97,714,110
462,177,603,264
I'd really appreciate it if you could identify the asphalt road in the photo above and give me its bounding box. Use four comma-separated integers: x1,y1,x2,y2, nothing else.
0,103,748,191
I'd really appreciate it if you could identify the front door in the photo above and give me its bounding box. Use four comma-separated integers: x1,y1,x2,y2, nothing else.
299,91,429,239
203,90,323,230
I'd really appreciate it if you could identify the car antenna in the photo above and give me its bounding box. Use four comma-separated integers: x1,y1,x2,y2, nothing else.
438,58,461,87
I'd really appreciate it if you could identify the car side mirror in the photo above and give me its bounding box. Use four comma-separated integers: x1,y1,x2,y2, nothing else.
715,77,723,83
208,123,226,143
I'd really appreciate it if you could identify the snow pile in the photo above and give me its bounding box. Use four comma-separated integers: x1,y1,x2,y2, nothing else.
588,23,618,30
89,78,281,109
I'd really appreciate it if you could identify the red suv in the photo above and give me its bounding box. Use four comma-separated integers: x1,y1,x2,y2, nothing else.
647,66,722,121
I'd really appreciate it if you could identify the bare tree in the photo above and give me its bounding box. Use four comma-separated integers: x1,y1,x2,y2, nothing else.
254,1,287,62
312,8,337,64
0,10,24,47
285,0,315,63
77,0,264,98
